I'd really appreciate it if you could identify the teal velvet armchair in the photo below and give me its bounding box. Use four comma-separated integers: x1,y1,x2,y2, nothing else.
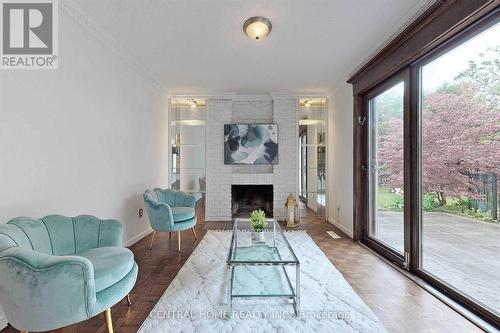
0,215,138,333
143,188,198,252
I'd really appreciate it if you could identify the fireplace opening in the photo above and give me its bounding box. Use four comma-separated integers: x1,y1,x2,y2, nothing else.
231,185,273,218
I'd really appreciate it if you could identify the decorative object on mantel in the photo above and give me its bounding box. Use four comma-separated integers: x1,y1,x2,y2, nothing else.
250,209,267,243
285,193,298,228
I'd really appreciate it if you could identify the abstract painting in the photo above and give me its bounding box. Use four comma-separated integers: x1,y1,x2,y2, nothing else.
224,124,278,164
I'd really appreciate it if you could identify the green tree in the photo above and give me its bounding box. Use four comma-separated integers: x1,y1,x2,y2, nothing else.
456,46,500,106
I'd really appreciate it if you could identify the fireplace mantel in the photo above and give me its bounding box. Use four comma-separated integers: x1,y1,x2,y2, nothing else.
232,173,273,185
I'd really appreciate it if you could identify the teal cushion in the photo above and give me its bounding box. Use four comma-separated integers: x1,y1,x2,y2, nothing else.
171,207,195,222
171,216,197,232
91,263,139,317
78,247,134,292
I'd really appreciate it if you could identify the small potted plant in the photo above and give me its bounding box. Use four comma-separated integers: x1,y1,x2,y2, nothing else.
250,209,267,243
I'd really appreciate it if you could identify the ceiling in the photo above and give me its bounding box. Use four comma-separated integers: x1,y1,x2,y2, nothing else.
73,0,429,95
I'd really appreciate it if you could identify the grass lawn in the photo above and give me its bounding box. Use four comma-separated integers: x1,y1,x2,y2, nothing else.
377,187,497,222
377,187,399,210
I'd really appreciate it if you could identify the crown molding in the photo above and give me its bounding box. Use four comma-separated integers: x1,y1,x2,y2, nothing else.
347,0,440,82
169,92,323,101
269,92,326,100
233,94,273,101
170,92,236,100
59,0,169,95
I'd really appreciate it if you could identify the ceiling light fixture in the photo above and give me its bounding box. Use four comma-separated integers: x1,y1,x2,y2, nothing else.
243,16,272,40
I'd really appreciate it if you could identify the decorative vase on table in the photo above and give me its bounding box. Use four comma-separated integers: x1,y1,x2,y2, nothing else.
250,209,267,244
252,230,266,243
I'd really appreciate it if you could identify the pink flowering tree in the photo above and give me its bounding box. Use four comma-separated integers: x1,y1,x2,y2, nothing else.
379,48,500,206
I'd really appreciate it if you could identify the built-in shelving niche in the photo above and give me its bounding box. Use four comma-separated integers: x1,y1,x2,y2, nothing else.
299,98,327,218
169,98,206,200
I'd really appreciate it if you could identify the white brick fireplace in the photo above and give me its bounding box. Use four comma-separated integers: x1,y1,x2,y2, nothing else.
205,95,298,221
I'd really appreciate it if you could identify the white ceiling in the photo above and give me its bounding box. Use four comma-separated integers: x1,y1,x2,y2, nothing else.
73,0,428,95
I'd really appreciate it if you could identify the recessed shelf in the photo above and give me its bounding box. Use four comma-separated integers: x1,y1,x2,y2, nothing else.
300,144,326,147
171,144,200,147
171,168,206,170
171,120,206,126
299,119,325,125
299,105,327,109
299,98,327,108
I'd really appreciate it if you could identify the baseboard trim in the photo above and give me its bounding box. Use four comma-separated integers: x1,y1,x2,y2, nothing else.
306,202,318,213
123,227,154,247
328,217,354,239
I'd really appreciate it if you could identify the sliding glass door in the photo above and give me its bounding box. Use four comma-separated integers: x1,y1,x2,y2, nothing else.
360,15,499,325
366,73,409,259
419,20,500,317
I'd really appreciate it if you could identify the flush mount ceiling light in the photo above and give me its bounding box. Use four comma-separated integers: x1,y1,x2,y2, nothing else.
243,16,272,40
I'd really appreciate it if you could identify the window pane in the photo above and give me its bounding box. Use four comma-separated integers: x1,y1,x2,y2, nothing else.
421,21,500,315
369,81,405,253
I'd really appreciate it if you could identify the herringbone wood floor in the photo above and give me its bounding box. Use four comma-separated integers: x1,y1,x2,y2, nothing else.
2,202,480,333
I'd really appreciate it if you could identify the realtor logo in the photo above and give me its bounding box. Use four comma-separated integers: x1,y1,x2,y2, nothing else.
1,0,58,69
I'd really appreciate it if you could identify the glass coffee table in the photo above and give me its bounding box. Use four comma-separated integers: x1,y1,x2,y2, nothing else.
226,218,300,315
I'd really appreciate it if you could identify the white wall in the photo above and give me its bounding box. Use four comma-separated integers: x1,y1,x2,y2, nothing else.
328,83,354,238
0,11,169,246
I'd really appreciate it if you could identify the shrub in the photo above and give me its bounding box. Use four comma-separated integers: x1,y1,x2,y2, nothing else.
423,193,441,211
391,196,404,211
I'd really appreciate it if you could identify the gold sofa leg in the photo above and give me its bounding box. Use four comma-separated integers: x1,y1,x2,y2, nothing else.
20,331,28,333
191,227,198,240
177,231,181,252
105,308,113,333
126,294,132,306
149,231,156,250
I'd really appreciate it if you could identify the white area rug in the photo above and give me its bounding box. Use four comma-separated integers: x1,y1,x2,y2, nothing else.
139,231,386,333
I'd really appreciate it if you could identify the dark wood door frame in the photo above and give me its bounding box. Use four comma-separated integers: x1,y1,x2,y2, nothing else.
349,0,500,328
352,0,498,241
360,69,411,266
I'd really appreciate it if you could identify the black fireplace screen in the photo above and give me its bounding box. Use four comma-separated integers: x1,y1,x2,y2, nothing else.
231,185,273,217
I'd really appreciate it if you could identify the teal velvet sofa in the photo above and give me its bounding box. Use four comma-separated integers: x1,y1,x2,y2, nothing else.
144,188,198,252
0,215,138,333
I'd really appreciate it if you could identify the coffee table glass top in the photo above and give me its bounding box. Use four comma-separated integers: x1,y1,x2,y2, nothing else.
227,218,299,264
